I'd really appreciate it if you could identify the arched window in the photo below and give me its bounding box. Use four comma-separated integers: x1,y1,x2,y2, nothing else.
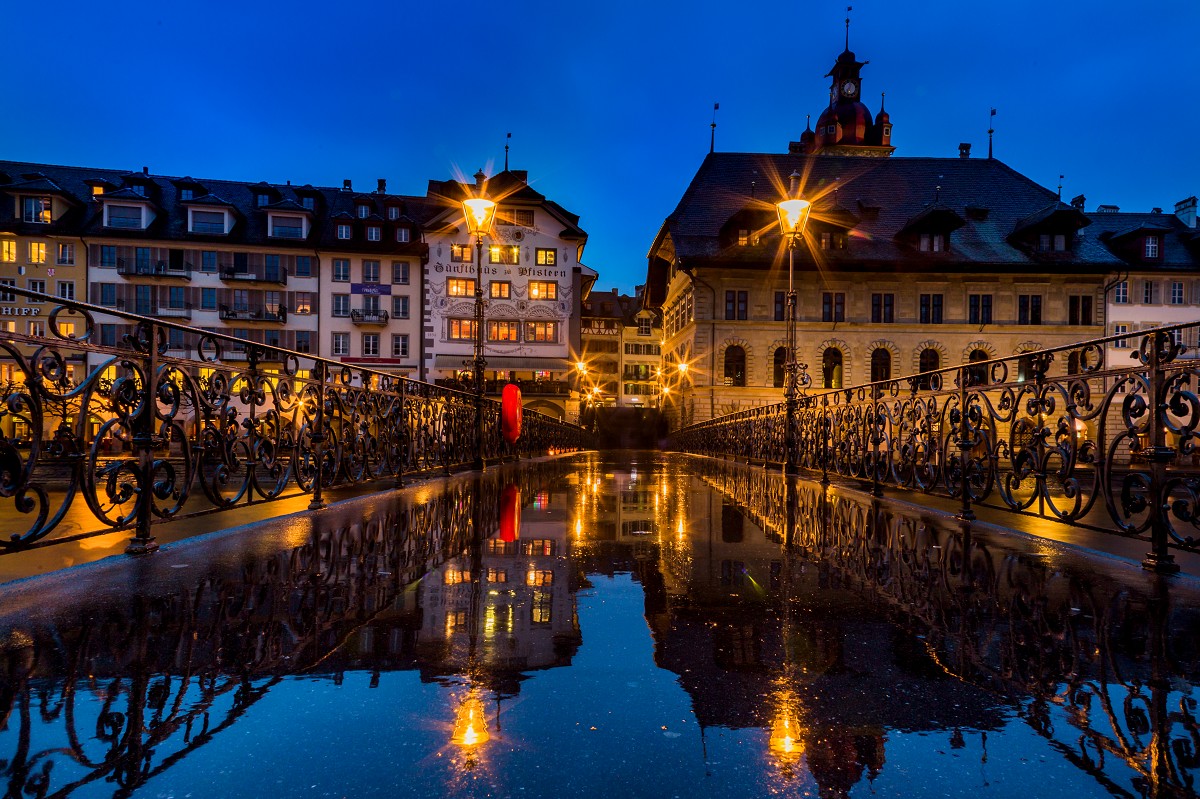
967,349,989,387
724,346,746,387
1017,354,1034,383
773,347,787,389
917,348,940,390
822,348,843,389
870,348,892,383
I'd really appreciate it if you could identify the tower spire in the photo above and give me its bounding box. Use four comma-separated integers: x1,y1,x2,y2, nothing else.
710,103,719,154
988,108,996,159
504,132,511,171
845,5,852,50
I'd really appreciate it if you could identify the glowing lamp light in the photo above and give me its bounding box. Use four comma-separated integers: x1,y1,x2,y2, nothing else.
768,712,805,760
461,197,497,236
775,198,812,240
677,362,689,375
452,694,490,748
576,361,587,373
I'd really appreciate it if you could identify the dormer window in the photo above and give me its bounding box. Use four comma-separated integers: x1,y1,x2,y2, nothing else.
105,204,145,229
367,226,381,241
357,204,370,219
737,229,750,246
1145,235,1161,259
21,197,51,224
337,224,351,240
396,227,410,243
131,185,146,197
1038,233,1068,251
387,206,400,220
190,209,227,234
270,214,305,239
301,196,315,210
819,231,847,250
91,185,104,196
256,194,271,207
919,233,946,252
180,188,194,201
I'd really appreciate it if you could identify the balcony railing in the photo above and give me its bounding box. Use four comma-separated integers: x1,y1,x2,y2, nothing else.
218,304,287,323
157,304,193,320
350,309,389,325
116,260,193,280
220,267,287,286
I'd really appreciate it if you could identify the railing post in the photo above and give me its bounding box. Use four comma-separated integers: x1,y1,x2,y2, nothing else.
821,393,830,486
308,361,327,511
871,389,883,497
1143,331,1179,573
955,365,975,522
396,378,406,489
126,323,159,555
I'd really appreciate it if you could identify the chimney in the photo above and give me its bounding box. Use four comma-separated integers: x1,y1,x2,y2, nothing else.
958,143,971,159
142,166,149,175
342,179,352,191
1152,207,1163,214
474,169,486,189
377,178,386,194
1070,194,1086,210
1175,196,1198,228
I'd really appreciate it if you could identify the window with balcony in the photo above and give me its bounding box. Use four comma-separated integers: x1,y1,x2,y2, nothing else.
529,281,557,300
191,210,226,234
536,248,557,265
200,251,218,272
56,243,74,265
489,245,520,265
391,261,409,284
135,247,151,272
332,259,350,282
525,321,558,342
22,196,51,223
449,319,476,340
332,294,350,317
448,278,475,297
106,204,143,229
488,320,520,341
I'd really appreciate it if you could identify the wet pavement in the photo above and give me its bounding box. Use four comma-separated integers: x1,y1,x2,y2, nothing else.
1,452,1198,798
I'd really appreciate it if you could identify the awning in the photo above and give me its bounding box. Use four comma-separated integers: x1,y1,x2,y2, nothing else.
434,355,570,371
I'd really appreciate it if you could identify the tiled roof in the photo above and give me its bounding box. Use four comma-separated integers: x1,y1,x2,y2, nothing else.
655,153,1128,273
1085,211,1199,269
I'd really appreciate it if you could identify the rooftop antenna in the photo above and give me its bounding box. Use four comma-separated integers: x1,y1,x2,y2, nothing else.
1057,175,1064,200
504,132,511,171
710,103,719,154
988,108,996,159
845,5,852,50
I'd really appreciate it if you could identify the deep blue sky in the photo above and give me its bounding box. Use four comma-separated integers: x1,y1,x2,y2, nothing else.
5,0,1198,293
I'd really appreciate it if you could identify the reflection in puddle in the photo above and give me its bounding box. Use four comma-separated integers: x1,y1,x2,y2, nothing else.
1,453,1198,798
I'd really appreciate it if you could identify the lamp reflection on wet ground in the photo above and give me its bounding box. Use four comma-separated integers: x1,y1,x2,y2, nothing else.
1,452,1198,798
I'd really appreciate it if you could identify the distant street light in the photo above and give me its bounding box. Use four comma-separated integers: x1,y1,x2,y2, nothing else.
776,171,812,476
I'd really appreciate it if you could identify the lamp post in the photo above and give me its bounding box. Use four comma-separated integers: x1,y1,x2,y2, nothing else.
462,194,497,470
776,171,812,476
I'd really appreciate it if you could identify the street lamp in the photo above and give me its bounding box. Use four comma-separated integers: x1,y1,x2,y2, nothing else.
776,171,812,476
462,193,497,470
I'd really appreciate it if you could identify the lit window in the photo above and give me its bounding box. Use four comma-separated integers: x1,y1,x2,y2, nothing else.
448,278,475,297
449,319,477,340
490,281,510,298
367,226,381,241
1,241,15,262
536,248,557,265
396,227,410,243
737,229,750,246
526,570,554,586
91,185,104,196
332,259,350,282
331,332,349,355
451,244,472,262
28,242,46,264
529,281,557,300
488,320,520,341
489,245,520,265
28,321,45,337
391,261,409,284
294,292,312,314
337,224,352,240
525,320,558,342
22,197,51,223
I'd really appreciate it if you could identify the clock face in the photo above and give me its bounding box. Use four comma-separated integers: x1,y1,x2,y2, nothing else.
841,80,857,97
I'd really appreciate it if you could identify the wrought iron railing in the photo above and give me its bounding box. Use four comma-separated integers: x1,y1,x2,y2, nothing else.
0,286,587,553
670,323,1200,569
